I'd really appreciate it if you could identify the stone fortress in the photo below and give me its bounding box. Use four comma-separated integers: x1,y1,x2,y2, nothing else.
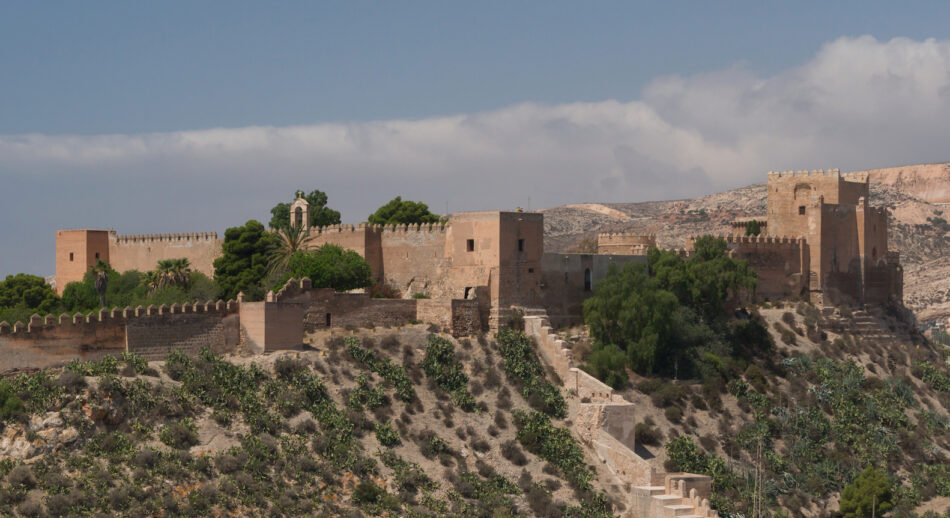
2,169,905,517
42,168,903,361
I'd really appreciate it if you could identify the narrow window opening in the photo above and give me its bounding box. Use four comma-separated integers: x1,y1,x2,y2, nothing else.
564,272,569,283
528,267,534,273
325,313,331,327
584,268,592,292
518,239,525,252
464,287,472,299
466,239,474,252
95,252,100,259
69,252,74,262
798,206,806,215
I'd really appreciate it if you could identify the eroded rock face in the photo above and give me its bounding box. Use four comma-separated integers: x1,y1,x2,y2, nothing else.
863,163,950,204
0,412,79,461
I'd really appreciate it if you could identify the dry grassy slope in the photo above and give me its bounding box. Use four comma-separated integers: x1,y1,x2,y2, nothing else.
0,326,628,517
561,306,950,516
541,163,950,322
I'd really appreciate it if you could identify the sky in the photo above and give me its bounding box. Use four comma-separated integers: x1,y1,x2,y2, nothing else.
2,2,950,277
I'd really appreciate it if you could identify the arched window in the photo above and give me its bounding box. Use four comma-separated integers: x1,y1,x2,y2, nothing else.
584,268,592,292
294,207,304,227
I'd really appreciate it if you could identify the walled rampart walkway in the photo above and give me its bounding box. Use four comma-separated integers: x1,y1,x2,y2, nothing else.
523,311,718,518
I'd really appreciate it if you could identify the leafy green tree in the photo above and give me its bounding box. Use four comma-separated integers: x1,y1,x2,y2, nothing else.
268,189,341,230
286,244,373,292
745,219,762,236
582,236,757,379
368,196,440,225
0,274,60,323
213,220,280,301
839,466,894,518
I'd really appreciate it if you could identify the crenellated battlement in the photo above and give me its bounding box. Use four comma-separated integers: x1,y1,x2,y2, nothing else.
767,168,841,178
0,298,239,336
688,235,806,247
304,222,448,236
596,232,656,242
111,231,220,244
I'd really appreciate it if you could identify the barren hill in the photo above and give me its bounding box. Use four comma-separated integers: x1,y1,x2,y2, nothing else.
542,163,950,323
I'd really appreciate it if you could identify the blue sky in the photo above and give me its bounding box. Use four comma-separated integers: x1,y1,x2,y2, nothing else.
5,2,947,134
2,2,950,277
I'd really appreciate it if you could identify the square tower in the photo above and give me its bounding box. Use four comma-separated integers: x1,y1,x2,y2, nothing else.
55,230,111,294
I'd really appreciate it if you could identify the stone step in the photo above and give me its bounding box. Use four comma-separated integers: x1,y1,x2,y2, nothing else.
634,485,667,496
663,504,695,517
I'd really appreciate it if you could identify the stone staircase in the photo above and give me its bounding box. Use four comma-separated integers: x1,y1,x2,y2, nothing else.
520,308,719,518
631,474,719,518
821,307,914,345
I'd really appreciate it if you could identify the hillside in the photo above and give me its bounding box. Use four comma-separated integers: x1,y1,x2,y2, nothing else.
542,163,950,323
0,326,623,517
556,301,950,516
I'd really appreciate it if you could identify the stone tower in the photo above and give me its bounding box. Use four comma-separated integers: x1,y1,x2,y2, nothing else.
290,191,310,230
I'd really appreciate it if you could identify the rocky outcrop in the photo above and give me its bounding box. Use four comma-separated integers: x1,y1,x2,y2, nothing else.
862,163,950,204
0,412,79,461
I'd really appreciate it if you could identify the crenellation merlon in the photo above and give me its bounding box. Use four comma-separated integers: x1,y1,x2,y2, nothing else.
111,231,219,244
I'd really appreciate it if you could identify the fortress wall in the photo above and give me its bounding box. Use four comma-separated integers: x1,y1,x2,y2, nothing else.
377,224,449,298
540,253,646,327
0,300,239,372
597,232,656,255
304,224,371,259
819,204,863,304
0,313,126,371
416,298,482,337
496,212,544,308
109,232,222,277
304,294,417,331
721,235,809,300
125,308,240,360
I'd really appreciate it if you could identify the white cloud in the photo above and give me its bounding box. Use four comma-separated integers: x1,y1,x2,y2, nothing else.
3,35,950,275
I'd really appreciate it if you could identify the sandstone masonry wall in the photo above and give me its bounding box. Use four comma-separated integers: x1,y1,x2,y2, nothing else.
108,232,222,279
523,313,718,518
0,300,239,372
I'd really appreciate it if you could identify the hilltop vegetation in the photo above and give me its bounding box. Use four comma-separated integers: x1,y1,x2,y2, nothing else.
0,326,621,517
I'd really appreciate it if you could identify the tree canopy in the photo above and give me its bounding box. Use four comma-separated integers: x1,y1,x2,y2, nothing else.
269,189,341,230
0,274,60,324
581,236,760,386
745,219,762,236
213,220,280,301
286,244,373,292
368,196,440,225
839,466,894,518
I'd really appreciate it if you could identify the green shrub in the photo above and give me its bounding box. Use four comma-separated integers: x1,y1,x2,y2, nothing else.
345,337,415,402
839,466,894,518
635,422,661,445
496,328,566,418
374,421,401,447
0,381,24,421
421,336,477,412
513,409,593,490
582,343,628,389
159,418,199,449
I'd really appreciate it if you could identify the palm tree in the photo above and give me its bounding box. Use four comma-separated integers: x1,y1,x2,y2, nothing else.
90,260,110,308
269,224,314,275
141,270,159,294
155,258,192,289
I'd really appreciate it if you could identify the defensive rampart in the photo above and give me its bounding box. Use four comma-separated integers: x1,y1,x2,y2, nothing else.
238,278,483,352
108,231,222,279
523,313,717,518
0,300,240,372
597,233,656,255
